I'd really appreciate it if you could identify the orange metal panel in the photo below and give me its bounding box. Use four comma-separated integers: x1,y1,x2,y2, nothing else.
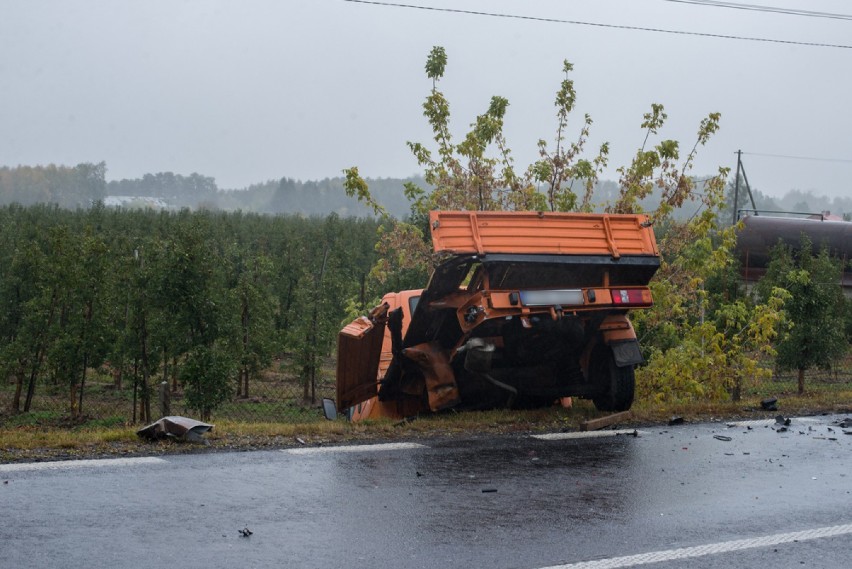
336,317,385,410
429,211,658,257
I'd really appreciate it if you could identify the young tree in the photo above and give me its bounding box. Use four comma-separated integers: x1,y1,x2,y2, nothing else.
758,237,848,394
180,341,237,421
229,251,277,399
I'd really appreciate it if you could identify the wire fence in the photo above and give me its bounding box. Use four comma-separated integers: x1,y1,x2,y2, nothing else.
0,358,337,429
1,354,850,429
768,353,852,385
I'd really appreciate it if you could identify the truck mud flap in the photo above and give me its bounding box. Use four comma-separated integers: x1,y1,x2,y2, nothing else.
610,340,644,367
402,342,461,411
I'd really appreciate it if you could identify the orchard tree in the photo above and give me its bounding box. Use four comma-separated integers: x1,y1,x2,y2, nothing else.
180,342,237,421
757,237,848,394
229,250,277,399
288,215,354,403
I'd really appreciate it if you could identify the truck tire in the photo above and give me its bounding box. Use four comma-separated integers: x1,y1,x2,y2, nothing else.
590,345,635,412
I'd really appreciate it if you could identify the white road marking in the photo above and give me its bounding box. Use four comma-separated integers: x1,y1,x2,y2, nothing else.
726,416,824,428
532,430,644,441
285,442,427,455
538,523,852,569
0,456,167,473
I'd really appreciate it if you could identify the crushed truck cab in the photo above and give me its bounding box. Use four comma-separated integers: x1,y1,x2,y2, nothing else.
337,210,660,421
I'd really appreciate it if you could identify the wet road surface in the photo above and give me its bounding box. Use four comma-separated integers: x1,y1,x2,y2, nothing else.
1,415,851,568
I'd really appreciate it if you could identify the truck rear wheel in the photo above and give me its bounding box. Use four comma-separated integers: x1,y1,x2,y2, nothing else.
590,345,635,412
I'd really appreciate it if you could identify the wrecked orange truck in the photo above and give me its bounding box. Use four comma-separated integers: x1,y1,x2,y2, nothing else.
336,210,660,421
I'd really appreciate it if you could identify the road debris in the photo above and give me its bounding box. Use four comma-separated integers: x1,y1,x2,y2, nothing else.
668,416,685,426
581,411,631,431
238,527,253,537
761,398,778,411
136,416,213,443
713,435,733,442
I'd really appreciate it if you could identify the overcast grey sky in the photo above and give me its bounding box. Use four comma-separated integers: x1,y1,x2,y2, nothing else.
2,0,850,198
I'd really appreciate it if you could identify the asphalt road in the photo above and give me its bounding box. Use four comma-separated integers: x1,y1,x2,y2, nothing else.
2,414,851,569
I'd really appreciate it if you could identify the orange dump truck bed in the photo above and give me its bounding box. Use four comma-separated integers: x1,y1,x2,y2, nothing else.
429,210,658,258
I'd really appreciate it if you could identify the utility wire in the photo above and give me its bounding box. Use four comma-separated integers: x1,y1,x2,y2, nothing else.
662,0,852,22
742,152,852,164
342,0,852,49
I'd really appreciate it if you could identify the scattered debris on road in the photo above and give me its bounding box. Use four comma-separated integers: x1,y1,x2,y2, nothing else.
238,527,253,537
713,435,733,442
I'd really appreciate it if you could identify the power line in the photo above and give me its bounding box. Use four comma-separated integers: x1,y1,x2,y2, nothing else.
742,152,852,164
342,0,852,49
663,0,852,22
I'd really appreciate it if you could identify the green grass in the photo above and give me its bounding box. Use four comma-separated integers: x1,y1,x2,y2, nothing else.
1,410,64,428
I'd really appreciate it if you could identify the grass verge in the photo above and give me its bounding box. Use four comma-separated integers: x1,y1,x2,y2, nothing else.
2,383,851,464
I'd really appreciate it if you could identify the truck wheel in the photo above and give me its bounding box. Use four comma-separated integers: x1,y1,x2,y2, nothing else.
590,346,635,412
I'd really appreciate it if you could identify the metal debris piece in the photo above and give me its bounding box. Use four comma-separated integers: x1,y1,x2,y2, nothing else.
760,398,778,411
668,416,685,426
136,416,213,442
238,528,253,537
775,415,791,426
713,435,733,442
481,488,497,493
581,411,631,432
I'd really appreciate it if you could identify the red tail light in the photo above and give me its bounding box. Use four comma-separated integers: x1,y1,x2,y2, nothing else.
610,288,652,307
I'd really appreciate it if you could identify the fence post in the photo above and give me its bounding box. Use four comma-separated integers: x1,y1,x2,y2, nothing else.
159,381,170,418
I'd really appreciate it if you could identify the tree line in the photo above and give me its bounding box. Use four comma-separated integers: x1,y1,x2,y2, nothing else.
3,163,849,222
0,204,380,421
0,163,420,218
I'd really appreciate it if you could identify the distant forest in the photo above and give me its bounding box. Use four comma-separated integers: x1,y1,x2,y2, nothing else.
1,162,850,221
